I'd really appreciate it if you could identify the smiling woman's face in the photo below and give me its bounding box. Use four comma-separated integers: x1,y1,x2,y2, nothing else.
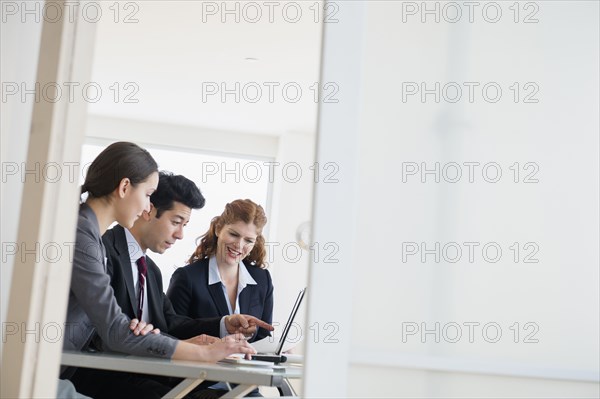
215,221,258,267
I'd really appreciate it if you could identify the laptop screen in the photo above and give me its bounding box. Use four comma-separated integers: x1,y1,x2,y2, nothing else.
275,287,306,355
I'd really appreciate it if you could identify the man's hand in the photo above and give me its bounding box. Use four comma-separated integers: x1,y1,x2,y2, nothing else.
184,334,220,346
129,319,160,336
224,314,274,337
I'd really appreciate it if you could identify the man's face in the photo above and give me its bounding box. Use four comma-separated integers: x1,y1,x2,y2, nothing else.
141,201,192,254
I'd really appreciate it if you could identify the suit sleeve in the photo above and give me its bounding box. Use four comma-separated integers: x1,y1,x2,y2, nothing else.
255,269,274,341
150,260,219,339
166,267,193,318
70,221,177,358
163,293,221,339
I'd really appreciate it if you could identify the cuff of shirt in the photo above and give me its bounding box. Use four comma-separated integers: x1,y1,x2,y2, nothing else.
220,316,228,338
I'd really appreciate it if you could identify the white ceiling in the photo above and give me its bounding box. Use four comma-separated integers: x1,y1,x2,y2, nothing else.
88,1,323,136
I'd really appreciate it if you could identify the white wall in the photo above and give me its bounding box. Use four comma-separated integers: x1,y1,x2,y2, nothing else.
267,131,315,347
307,1,599,397
0,2,43,360
303,2,364,395
348,366,600,398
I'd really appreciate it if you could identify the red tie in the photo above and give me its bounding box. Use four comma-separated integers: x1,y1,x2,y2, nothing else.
136,256,147,320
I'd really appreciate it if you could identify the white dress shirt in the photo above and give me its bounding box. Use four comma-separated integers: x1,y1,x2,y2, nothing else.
209,255,258,391
208,255,257,337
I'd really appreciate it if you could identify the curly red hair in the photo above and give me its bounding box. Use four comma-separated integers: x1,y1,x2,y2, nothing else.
188,199,268,269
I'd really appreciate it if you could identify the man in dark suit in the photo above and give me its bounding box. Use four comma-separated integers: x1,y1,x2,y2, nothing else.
72,172,271,398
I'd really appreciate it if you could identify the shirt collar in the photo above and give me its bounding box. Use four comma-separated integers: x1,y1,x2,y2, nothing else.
208,255,257,288
124,227,144,262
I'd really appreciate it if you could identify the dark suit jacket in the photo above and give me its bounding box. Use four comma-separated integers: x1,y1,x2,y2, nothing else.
166,258,273,342
103,225,220,339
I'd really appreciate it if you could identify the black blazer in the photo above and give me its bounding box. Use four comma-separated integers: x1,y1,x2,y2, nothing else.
166,258,274,342
103,225,221,340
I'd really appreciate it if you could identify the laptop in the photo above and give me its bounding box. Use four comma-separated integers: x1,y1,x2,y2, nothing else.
251,287,306,363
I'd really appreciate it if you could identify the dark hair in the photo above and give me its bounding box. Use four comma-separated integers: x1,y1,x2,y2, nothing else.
188,199,268,269
81,142,158,198
151,171,205,218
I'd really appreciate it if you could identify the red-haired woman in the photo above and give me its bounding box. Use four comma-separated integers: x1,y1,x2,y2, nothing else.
168,199,273,343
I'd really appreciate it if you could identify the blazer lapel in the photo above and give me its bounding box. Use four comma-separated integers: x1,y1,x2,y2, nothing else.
114,226,138,316
208,282,231,316
145,257,166,330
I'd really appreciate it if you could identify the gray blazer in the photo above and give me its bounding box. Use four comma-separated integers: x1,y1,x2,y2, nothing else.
63,204,177,359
